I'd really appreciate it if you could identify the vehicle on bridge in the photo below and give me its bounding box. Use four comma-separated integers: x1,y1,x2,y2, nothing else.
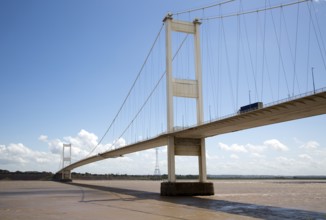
238,102,263,114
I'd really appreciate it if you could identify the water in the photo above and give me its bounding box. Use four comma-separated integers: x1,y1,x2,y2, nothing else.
0,180,325,219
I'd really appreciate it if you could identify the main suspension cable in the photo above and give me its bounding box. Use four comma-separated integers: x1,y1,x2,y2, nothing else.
87,24,165,157
108,34,190,151
201,0,309,21
172,0,235,16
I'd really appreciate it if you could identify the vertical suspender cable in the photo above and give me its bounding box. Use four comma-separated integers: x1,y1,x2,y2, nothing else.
277,7,282,100
236,1,241,109
311,2,326,60
292,3,300,95
307,2,326,74
217,5,222,117
305,3,312,92
275,7,290,97
241,3,258,103
221,18,235,111
87,24,164,157
255,12,259,101
260,0,267,101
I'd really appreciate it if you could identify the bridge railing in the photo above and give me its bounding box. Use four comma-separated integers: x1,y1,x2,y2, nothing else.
80,87,326,158
60,87,326,173
171,87,326,134
263,87,326,109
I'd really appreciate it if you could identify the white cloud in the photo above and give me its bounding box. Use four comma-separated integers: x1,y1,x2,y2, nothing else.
92,137,127,154
219,139,289,154
113,138,127,149
211,139,326,175
251,153,265,158
42,129,105,159
276,156,295,166
0,145,5,154
0,143,60,171
64,129,98,152
300,141,319,150
7,143,31,155
206,152,219,160
230,154,239,160
115,155,133,162
42,138,63,155
36,129,134,172
0,129,144,173
38,135,48,142
218,142,248,153
246,143,265,154
2,130,326,176
264,139,288,151
218,142,228,151
299,154,312,160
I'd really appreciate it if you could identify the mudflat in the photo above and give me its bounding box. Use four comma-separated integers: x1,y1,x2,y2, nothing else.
0,180,325,219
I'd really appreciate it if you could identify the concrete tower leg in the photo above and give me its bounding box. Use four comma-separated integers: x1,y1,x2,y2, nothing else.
199,138,207,182
161,14,214,196
167,136,176,182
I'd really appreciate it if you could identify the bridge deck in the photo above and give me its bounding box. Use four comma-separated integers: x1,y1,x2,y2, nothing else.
59,90,326,172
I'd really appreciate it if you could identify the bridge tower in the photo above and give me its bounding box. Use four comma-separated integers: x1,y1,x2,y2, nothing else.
61,143,72,181
161,14,214,196
154,148,161,176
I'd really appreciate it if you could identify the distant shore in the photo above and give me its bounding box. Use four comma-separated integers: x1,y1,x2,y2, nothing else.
1,169,326,181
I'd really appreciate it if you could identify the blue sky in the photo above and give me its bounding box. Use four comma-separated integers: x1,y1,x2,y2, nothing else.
1,0,326,175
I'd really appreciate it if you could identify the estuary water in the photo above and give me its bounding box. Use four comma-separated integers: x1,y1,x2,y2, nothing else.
0,180,325,219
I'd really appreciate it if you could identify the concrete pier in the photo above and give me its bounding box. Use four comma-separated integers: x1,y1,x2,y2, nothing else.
161,182,214,196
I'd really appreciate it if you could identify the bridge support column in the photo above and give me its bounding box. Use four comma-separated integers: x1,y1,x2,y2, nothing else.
199,138,207,182
162,14,214,196
52,169,72,182
59,170,72,182
161,137,214,196
167,136,176,182
62,170,71,180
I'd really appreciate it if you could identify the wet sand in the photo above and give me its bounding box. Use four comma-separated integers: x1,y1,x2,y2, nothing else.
0,180,325,219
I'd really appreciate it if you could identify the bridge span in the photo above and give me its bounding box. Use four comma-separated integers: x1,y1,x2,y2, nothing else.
57,7,326,195
58,89,326,178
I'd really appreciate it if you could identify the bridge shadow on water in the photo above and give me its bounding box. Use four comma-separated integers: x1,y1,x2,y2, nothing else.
66,182,326,220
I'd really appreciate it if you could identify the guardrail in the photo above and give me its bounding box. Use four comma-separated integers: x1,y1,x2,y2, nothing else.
60,87,326,172
115,87,326,150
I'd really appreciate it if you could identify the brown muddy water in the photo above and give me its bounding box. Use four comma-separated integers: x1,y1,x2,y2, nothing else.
0,180,325,219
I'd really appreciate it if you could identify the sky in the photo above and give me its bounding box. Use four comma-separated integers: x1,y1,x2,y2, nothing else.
1,0,326,176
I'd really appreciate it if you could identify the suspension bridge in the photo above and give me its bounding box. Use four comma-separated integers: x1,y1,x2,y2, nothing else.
56,0,326,195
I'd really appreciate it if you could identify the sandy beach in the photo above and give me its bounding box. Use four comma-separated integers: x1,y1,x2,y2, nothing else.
0,180,325,219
